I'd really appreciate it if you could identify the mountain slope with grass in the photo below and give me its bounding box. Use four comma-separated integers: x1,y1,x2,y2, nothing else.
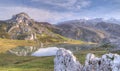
0,13,90,54
55,20,108,43
0,13,72,44
55,19,120,45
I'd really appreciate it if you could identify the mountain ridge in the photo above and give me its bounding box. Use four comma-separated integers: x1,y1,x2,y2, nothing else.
56,19,120,47
0,12,120,45
0,12,69,44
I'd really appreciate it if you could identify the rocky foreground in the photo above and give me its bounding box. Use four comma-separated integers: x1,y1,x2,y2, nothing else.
54,48,120,71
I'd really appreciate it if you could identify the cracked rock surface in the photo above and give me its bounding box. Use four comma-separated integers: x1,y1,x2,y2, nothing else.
54,48,120,71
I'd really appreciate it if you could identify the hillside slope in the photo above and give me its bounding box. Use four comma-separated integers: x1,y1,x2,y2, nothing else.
55,19,120,47
55,20,108,43
0,13,88,45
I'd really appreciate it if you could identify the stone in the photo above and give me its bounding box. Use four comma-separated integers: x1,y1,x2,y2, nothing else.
84,53,120,71
54,48,82,71
54,48,120,71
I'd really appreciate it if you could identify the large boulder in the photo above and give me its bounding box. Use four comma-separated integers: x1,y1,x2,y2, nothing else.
54,48,120,71
84,53,120,71
54,48,82,71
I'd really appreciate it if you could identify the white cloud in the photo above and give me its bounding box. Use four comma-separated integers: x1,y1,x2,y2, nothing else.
0,6,81,24
31,0,91,10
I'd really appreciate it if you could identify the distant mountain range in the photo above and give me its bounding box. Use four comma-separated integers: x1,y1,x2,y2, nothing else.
57,18,120,25
0,12,120,46
55,19,120,46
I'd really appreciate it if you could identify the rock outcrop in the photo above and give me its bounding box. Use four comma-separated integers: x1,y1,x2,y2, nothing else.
84,53,120,71
0,12,65,41
54,48,82,71
54,48,120,71
8,12,32,25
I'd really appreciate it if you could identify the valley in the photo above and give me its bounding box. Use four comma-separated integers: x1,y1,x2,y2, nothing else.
0,12,120,71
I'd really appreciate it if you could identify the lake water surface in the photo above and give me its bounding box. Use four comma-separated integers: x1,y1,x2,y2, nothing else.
7,44,96,57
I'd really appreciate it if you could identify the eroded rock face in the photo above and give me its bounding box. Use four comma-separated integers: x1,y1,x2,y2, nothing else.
54,48,120,71
84,53,101,71
54,48,82,71
8,12,32,25
85,53,120,71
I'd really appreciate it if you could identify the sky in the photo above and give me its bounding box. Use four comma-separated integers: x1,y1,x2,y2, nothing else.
0,0,120,24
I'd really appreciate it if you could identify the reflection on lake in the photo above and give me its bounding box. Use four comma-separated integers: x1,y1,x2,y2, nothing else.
7,44,97,57
54,44,95,52
7,46,40,56
32,47,58,57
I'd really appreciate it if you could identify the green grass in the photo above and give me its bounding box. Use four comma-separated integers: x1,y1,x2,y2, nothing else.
0,38,111,71
0,53,54,71
0,38,37,53
0,47,109,71
0,37,89,53
36,33,94,46
75,50,107,64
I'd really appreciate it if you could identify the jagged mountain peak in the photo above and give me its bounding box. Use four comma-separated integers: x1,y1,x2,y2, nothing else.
14,12,30,19
1,12,60,40
8,12,32,24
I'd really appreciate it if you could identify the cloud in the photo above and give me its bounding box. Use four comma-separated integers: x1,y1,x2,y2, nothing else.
0,6,81,24
31,0,91,11
1,0,119,24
